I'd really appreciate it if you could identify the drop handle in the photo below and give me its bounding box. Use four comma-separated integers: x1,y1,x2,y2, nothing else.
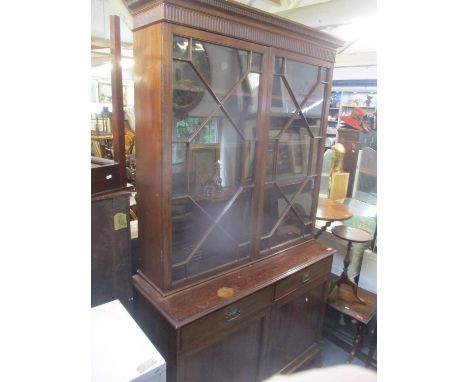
224,307,241,322
301,271,311,284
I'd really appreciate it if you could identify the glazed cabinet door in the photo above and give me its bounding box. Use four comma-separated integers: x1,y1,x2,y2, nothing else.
178,310,269,382
168,26,269,288
268,277,329,374
260,50,332,255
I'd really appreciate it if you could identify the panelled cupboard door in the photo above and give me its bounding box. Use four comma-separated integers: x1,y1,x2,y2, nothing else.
268,282,327,374
177,311,269,382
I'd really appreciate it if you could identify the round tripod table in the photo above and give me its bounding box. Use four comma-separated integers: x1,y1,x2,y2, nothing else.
314,198,353,239
329,225,373,305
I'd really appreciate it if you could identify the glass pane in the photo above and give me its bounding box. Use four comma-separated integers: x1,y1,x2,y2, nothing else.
223,73,260,139
252,52,263,72
172,197,213,281
262,184,284,236
188,117,253,200
184,225,239,278
172,143,186,195
285,59,319,106
173,116,221,142
241,141,256,186
271,76,296,115
276,127,311,180
355,147,377,204
274,57,284,74
262,183,307,246
219,189,253,244
309,138,321,176
320,148,332,197
238,50,249,74
173,35,189,60
302,82,326,137
173,60,212,114
192,39,248,101
171,191,253,282
265,140,276,181
278,179,315,223
321,67,328,82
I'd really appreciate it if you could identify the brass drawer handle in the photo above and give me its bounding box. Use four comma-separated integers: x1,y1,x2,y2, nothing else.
224,307,241,322
301,271,311,284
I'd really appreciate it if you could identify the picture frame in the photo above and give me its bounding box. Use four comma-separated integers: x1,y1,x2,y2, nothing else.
191,144,220,193
98,82,128,106
98,83,112,104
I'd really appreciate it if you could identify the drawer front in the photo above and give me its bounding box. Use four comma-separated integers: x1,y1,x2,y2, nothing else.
180,286,274,351
274,256,332,300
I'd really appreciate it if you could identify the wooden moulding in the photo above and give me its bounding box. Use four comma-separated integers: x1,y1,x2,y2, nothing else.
123,0,343,61
133,240,336,329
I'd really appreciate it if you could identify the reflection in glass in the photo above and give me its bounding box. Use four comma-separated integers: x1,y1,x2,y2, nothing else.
271,76,296,115
302,83,325,137
186,118,254,197
171,189,253,282
309,138,321,176
252,52,263,72
261,181,314,248
173,117,220,143
320,67,329,83
173,60,209,113
320,148,332,197
171,197,212,281
274,57,284,74
170,38,266,282
172,143,186,195
192,39,248,101
276,128,311,180
285,59,319,106
265,140,276,181
278,180,314,223
173,35,189,60
223,73,260,139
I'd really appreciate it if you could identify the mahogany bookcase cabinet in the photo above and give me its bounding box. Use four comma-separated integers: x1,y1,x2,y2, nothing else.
124,1,342,380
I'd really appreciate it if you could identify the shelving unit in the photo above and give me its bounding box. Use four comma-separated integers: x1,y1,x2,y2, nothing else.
326,89,377,150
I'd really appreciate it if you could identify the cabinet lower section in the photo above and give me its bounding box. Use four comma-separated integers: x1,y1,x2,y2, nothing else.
133,241,333,382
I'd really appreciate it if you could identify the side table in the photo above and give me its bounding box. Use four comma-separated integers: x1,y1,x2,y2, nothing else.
329,225,373,304
314,198,353,239
327,283,377,367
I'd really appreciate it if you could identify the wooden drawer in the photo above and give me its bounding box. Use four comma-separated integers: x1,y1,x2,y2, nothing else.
274,257,331,300
180,286,274,351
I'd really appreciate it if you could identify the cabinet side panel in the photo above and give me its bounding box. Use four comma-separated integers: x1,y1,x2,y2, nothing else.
133,286,178,382
91,195,133,310
134,23,165,289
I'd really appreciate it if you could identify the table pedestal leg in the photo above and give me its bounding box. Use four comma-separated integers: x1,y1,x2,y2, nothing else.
329,241,366,305
366,319,377,368
315,221,332,239
347,322,365,363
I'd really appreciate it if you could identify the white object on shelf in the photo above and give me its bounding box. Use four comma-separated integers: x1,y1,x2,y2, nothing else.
92,300,166,382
